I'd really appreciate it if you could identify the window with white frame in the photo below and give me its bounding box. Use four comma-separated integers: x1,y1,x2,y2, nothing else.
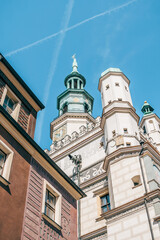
0,140,14,185
42,180,62,229
45,189,56,220
0,85,21,121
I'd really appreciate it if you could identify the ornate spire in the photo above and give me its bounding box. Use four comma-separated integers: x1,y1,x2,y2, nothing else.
72,54,78,72
141,101,154,115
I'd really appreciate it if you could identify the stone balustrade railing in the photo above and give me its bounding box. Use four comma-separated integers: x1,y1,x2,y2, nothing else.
44,116,101,154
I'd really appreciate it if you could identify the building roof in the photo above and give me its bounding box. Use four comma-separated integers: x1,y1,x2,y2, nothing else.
0,53,44,110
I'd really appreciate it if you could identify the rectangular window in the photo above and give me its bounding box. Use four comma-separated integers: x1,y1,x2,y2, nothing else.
115,83,120,86
42,180,62,230
0,140,14,186
0,150,6,175
3,95,16,114
108,100,112,104
45,189,56,221
118,98,122,101
100,194,111,213
123,128,128,134
0,86,21,121
126,142,131,146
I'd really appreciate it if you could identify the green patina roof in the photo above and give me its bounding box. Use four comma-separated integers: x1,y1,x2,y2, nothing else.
64,71,86,87
141,101,154,115
57,88,94,110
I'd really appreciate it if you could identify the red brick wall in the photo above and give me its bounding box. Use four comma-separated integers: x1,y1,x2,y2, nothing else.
0,78,5,102
18,104,30,131
21,159,78,240
0,126,31,240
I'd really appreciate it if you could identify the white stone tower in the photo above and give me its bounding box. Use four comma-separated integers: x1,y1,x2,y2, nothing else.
98,68,140,155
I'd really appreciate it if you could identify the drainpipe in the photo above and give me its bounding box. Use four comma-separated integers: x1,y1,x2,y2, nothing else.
68,154,82,240
139,140,155,240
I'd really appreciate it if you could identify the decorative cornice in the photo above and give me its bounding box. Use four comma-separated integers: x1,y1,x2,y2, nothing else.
101,105,139,129
49,127,104,162
103,142,160,172
98,71,130,91
80,172,107,189
81,226,107,240
50,112,97,138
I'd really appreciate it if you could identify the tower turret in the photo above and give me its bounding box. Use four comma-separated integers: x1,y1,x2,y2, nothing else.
57,55,93,116
140,101,160,151
98,68,140,154
50,56,95,142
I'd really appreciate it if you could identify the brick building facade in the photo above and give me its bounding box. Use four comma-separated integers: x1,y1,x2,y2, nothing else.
0,54,85,240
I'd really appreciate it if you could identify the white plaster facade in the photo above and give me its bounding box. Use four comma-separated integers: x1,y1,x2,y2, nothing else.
46,65,160,240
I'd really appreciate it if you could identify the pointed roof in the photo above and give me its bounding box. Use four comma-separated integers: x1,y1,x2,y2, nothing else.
72,54,78,72
141,101,154,115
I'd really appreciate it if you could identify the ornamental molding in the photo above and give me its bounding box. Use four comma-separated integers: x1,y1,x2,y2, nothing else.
101,105,139,129
48,126,103,162
103,142,160,173
81,226,107,240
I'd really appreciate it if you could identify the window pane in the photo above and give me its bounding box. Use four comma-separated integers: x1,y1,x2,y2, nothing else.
101,196,107,205
3,95,15,114
48,192,56,207
101,206,108,213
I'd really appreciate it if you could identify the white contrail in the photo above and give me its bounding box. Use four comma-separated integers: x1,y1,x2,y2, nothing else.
5,0,137,57
35,0,74,144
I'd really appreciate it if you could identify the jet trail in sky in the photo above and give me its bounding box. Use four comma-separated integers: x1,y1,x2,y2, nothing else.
5,0,137,57
36,0,74,143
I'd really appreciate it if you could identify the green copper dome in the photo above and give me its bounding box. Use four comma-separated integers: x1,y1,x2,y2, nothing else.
57,56,94,116
141,101,154,115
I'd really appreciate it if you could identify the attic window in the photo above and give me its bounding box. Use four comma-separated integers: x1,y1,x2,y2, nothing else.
132,175,141,187
118,98,122,101
115,83,120,87
3,95,16,114
1,87,21,121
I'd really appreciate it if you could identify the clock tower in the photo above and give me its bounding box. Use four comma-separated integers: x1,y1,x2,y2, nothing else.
50,56,94,143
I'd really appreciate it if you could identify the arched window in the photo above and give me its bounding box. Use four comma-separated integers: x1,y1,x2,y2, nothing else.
74,79,77,89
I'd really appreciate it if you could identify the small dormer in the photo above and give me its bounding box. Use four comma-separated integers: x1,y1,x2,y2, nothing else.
0,54,44,138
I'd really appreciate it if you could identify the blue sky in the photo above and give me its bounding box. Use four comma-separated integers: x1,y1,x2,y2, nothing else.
1,0,160,150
